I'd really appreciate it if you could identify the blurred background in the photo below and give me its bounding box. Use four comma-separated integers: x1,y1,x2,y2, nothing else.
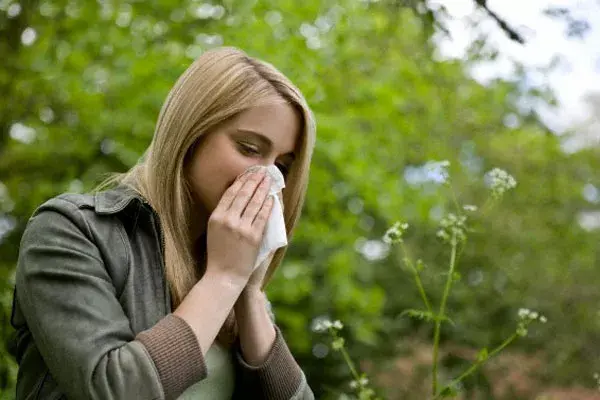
1,0,600,399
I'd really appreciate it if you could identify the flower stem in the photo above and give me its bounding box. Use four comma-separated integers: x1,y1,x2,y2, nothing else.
432,233,458,396
432,333,518,399
332,330,361,381
450,185,461,214
340,346,361,381
400,243,432,312
479,197,494,216
414,271,432,312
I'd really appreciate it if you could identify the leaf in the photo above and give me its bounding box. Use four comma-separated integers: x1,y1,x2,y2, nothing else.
399,309,455,326
452,271,461,282
476,347,489,362
439,385,459,398
400,308,436,322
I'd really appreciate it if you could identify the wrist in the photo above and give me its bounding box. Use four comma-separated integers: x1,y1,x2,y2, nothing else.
235,287,265,312
202,266,248,294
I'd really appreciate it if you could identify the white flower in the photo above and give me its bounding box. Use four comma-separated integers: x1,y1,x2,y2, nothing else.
486,168,517,199
437,213,467,245
312,317,344,333
518,308,531,319
332,320,344,330
350,377,369,389
463,205,478,212
517,325,528,337
530,311,539,319
518,308,547,324
383,221,409,244
312,317,333,333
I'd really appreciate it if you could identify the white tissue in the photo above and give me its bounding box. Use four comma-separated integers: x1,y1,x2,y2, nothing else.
244,165,288,270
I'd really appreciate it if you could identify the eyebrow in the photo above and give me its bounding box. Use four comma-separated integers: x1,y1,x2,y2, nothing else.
236,128,296,160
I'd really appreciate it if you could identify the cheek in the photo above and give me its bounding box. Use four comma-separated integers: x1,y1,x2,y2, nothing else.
205,157,252,208
187,148,223,209
226,159,255,185
188,140,259,210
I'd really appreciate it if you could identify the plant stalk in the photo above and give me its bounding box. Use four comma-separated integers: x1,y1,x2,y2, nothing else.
414,271,432,312
432,233,458,396
400,243,432,312
332,330,361,381
432,333,518,399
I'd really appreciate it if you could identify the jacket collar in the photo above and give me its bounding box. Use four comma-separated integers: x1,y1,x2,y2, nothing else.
94,185,149,215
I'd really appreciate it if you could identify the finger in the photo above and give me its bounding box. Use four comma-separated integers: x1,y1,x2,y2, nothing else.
228,170,267,216
252,195,274,232
241,175,271,224
214,171,252,214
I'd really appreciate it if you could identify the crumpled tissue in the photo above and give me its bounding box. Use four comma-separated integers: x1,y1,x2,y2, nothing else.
244,165,287,269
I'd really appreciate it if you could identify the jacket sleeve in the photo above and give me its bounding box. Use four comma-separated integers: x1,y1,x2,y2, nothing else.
15,198,206,400
232,296,315,400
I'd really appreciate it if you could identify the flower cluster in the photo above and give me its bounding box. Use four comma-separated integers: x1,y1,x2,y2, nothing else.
312,318,377,398
437,213,467,245
383,221,409,244
312,318,343,333
349,376,369,389
350,375,376,399
486,168,517,199
516,308,547,337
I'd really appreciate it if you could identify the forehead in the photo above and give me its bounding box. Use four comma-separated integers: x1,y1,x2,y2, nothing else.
230,103,301,155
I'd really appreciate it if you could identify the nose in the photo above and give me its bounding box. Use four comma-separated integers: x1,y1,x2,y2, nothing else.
264,156,278,166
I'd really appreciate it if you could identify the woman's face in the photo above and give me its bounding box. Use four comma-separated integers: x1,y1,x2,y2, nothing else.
187,103,301,215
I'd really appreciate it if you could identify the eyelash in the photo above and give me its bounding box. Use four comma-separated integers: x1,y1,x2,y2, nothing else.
238,142,289,177
238,142,260,156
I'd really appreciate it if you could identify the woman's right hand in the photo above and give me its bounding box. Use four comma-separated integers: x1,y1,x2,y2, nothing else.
204,168,274,288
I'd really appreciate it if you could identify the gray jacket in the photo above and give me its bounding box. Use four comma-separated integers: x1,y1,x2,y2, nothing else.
10,186,314,400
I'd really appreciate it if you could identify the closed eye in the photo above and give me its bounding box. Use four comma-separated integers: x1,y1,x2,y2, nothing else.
237,141,290,178
237,142,260,156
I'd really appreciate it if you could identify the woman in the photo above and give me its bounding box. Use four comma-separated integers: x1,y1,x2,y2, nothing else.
10,47,316,399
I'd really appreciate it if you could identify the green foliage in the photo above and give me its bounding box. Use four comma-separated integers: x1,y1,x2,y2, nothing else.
2,0,600,398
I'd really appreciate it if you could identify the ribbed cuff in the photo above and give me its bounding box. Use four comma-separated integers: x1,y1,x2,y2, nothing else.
137,314,207,400
235,325,303,399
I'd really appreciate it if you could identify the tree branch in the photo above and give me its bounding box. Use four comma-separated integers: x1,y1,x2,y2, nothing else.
474,0,525,44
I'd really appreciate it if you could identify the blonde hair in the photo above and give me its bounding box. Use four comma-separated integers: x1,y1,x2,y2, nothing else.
99,47,315,340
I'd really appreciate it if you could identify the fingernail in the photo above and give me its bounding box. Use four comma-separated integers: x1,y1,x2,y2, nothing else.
246,165,263,174
240,168,257,179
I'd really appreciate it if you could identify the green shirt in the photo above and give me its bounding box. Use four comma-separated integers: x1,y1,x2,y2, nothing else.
178,343,235,400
